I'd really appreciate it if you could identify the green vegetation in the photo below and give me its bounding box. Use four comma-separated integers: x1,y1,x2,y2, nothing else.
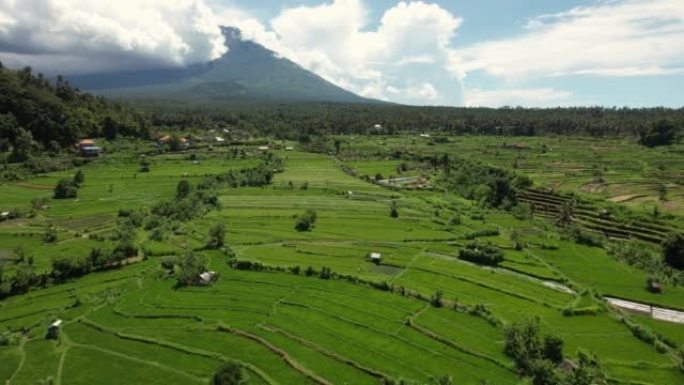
458,242,505,266
663,233,684,270
295,209,318,232
0,65,147,152
1,128,684,385
212,362,247,385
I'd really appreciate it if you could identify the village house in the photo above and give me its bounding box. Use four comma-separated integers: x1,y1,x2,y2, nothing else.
158,135,190,149
76,139,102,157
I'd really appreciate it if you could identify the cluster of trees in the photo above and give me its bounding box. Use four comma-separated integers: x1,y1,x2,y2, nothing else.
164,251,209,288
458,242,505,266
144,102,683,140
505,319,606,385
0,242,135,298
197,153,284,190
639,119,680,147
440,156,532,209
151,180,221,222
0,251,44,298
0,64,149,161
53,169,85,199
208,223,227,249
295,209,318,232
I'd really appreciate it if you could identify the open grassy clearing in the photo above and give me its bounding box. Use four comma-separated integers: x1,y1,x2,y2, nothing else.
1,140,683,385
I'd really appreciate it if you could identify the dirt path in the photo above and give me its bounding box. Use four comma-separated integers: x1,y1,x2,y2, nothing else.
71,342,205,382
605,297,684,324
217,324,334,385
258,323,391,382
55,333,71,385
7,338,27,385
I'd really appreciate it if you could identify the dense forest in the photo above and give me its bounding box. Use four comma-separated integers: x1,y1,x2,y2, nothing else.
143,103,684,141
0,63,149,161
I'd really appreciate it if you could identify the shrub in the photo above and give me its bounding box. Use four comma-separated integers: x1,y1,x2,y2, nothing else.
565,225,603,248
511,203,533,220
43,226,58,244
295,209,317,232
319,267,332,279
390,201,399,218
463,229,499,240
53,178,78,199
212,362,246,385
73,170,84,186
448,216,461,226
542,335,564,364
430,289,444,308
458,242,504,266
176,180,192,200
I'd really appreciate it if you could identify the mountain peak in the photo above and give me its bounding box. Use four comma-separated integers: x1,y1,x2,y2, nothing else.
220,26,243,43
67,26,377,105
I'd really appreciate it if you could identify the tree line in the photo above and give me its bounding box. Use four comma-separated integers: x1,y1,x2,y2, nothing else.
142,102,684,142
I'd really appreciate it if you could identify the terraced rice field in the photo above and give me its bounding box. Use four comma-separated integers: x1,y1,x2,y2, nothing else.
1,142,683,385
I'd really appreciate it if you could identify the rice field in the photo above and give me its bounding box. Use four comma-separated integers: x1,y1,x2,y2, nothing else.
1,139,683,385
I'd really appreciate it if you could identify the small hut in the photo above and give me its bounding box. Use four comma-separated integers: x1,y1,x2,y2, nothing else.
198,271,218,286
369,252,382,264
47,319,62,339
648,280,663,294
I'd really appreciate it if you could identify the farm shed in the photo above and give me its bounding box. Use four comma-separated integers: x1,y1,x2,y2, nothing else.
47,319,62,339
76,139,95,149
81,146,102,157
369,252,382,264
648,281,663,293
198,271,218,285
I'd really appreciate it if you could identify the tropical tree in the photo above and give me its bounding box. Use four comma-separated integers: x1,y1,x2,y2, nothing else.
208,223,226,249
53,179,78,199
212,362,246,385
663,233,684,270
73,170,85,186
176,180,192,200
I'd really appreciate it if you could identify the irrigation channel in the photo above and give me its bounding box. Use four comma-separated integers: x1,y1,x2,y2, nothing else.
606,297,684,324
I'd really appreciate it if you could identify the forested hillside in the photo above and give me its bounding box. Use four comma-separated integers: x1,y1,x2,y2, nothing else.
0,63,148,161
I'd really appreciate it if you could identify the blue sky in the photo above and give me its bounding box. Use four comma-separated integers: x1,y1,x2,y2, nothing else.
213,0,684,107
0,0,682,107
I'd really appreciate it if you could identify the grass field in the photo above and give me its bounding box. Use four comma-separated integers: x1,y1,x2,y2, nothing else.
1,139,683,385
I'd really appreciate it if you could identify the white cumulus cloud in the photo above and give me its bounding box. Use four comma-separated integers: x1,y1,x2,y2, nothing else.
219,0,463,105
464,87,574,108
450,0,684,81
0,0,227,73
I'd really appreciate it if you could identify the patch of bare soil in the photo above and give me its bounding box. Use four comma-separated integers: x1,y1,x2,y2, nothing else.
608,194,643,203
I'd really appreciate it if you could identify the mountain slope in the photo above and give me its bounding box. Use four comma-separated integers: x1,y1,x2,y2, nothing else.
70,27,375,104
